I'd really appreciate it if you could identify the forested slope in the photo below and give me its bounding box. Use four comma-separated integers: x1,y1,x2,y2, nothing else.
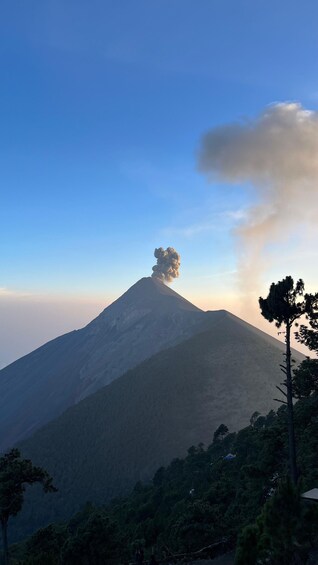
12,311,303,541
12,391,318,564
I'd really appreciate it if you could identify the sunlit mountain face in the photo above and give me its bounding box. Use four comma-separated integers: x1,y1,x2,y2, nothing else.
0,277,207,452
13,304,304,541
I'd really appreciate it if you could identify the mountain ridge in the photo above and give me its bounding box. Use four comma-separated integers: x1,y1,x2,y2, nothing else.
13,309,304,540
0,277,206,451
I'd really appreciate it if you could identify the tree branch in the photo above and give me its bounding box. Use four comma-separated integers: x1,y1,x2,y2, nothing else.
276,386,287,397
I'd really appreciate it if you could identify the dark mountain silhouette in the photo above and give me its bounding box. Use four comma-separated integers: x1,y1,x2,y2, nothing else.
14,309,304,540
0,277,206,452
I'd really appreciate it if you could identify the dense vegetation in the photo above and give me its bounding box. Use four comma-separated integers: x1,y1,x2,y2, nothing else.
9,377,318,564
4,278,318,563
0,451,56,565
13,311,292,542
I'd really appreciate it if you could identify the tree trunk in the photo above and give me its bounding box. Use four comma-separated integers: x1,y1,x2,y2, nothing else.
1,519,9,565
286,323,298,483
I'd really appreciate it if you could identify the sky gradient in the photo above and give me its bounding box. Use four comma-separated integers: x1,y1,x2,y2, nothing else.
1,1,318,367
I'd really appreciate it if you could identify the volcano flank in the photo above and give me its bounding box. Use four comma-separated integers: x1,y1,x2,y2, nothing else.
0,277,205,452
0,277,305,540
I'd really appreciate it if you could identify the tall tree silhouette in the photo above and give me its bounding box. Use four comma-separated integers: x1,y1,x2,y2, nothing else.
0,449,56,565
296,291,318,353
259,276,310,483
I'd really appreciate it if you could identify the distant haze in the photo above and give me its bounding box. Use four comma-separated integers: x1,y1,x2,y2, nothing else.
0,287,311,370
0,297,106,369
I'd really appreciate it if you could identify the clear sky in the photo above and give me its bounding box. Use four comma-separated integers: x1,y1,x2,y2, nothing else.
1,0,318,367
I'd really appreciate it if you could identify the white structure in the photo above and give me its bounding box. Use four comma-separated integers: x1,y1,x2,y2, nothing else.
302,488,318,502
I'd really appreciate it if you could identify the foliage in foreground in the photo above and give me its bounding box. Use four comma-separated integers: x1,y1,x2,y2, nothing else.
0,450,56,565
235,478,318,564
8,378,318,565
259,276,311,484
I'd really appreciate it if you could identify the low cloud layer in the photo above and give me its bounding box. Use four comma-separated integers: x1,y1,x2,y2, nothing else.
198,102,318,289
152,247,181,283
0,287,32,298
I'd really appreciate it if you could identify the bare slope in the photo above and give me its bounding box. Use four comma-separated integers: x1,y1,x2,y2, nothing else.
0,277,205,451
15,310,304,540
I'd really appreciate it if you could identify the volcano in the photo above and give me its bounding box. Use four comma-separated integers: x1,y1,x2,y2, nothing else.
0,277,206,452
13,308,304,540
0,276,304,457
1,277,306,540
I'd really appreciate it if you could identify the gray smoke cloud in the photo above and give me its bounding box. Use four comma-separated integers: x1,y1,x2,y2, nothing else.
152,247,181,283
197,102,318,289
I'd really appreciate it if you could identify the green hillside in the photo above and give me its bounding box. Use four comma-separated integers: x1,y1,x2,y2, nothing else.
11,389,318,564
12,311,303,541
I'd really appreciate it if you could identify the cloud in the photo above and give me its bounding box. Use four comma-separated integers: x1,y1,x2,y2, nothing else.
0,287,32,298
162,221,218,239
162,208,248,239
197,102,318,292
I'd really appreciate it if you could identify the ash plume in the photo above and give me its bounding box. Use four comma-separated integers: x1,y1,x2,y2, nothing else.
152,247,181,283
197,102,318,290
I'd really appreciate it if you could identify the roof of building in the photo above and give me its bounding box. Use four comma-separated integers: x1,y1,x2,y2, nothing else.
302,488,318,501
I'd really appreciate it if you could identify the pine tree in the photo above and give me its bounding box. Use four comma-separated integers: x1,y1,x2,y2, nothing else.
0,449,56,565
259,276,310,483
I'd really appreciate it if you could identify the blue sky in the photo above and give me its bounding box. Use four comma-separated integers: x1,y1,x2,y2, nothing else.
1,1,318,366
